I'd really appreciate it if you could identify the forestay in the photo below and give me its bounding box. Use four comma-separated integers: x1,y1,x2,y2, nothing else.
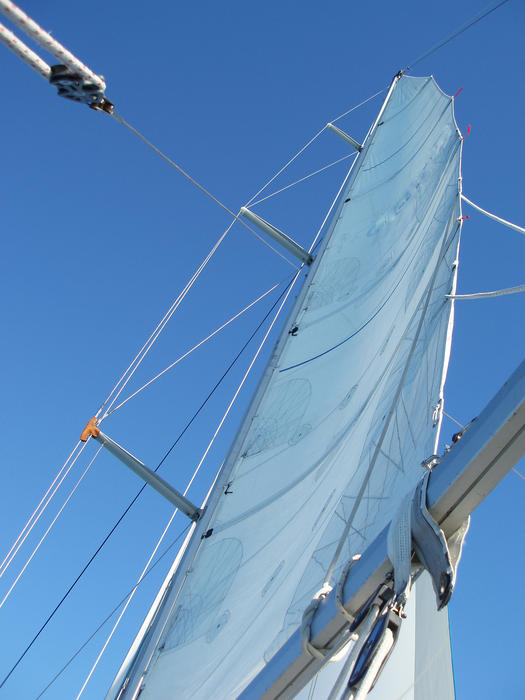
109,75,463,699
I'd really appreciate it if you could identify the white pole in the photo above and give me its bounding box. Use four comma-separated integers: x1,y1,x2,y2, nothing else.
0,0,105,90
0,21,49,79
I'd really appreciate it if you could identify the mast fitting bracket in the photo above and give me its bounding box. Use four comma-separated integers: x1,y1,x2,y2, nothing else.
80,416,100,442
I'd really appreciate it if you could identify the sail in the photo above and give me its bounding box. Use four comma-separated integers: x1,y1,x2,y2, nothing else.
109,74,463,699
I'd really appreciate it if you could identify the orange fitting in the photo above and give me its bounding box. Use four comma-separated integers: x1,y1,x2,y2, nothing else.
80,417,100,442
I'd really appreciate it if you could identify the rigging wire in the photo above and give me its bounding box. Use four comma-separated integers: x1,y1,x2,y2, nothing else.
329,87,388,125
0,217,236,583
74,162,359,693
245,88,386,210
112,111,299,270
0,441,84,577
73,280,297,695
103,279,284,418
52,125,362,689
249,152,357,207
35,522,192,699
442,410,465,429
0,446,103,612
0,277,296,691
0,81,373,664
244,126,329,208
404,0,511,71
0,441,88,580
513,467,525,482
97,218,237,420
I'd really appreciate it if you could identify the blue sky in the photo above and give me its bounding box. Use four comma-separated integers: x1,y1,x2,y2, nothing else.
0,1,524,698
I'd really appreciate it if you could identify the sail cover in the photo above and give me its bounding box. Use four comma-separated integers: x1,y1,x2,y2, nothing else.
110,75,463,699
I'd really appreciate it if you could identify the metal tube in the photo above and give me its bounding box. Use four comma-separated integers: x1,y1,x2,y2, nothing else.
240,207,314,265
95,431,202,521
0,0,105,89
327,123,363,152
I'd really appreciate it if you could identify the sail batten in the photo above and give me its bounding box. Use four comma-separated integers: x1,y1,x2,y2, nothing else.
110,74,464,699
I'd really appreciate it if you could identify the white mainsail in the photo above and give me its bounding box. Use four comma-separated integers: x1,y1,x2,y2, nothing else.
109,74,463,699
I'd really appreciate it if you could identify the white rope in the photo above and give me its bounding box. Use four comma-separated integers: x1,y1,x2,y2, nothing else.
104,281,282,418
0,441,86,578
250,153,357,206
301,585,334,661
461,194,525,235
0,21,50,78
446,283,525,300
0,445,102,610
0,0,104,89
335,555,361,624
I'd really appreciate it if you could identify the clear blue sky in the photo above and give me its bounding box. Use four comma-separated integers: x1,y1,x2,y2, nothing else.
0,1,523,698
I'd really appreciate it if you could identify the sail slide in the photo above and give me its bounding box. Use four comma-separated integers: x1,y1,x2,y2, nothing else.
109,75,463,699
